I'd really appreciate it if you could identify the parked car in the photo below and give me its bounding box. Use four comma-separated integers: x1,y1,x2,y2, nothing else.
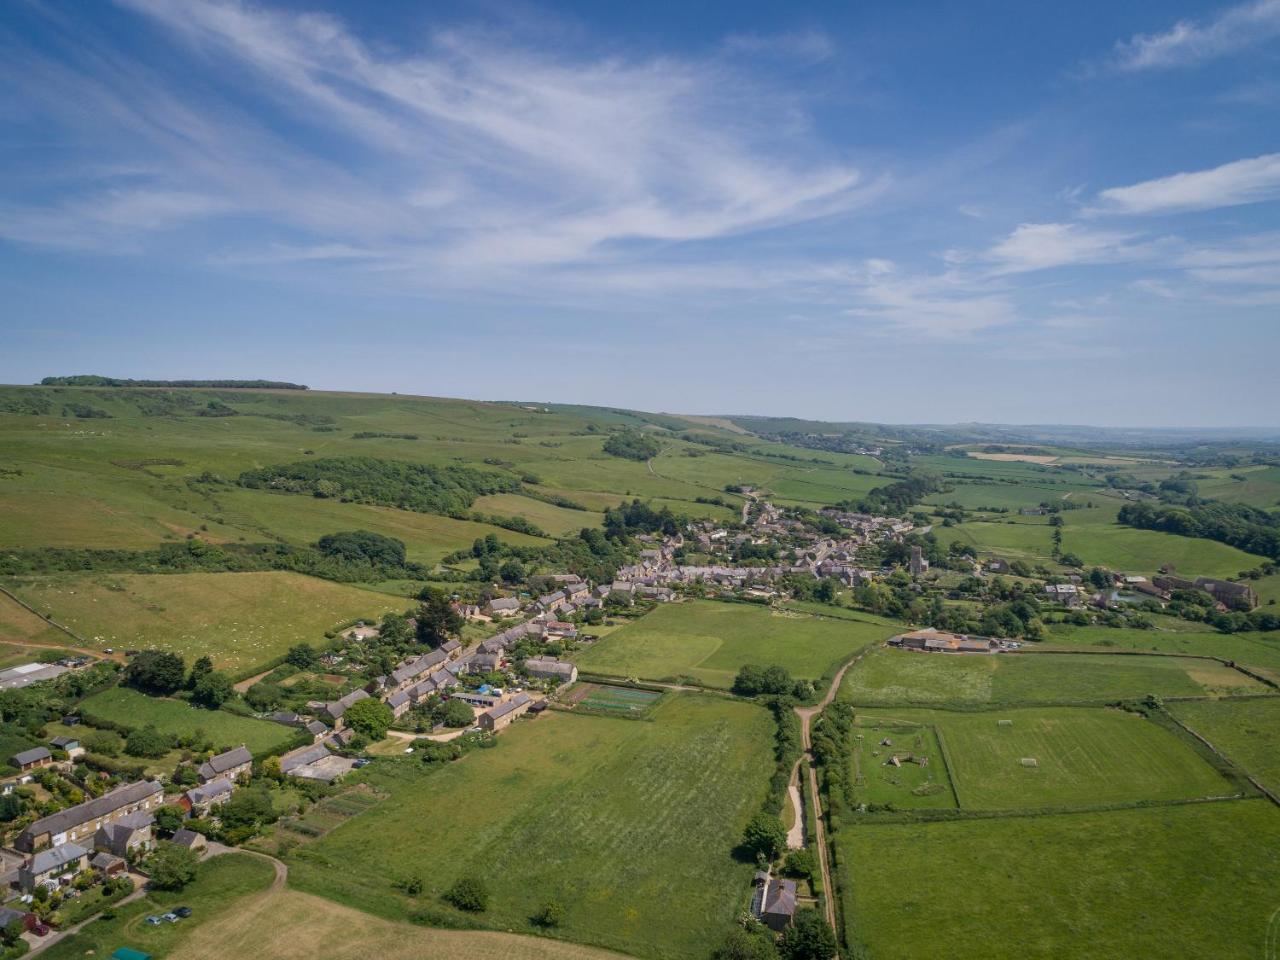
162,912,180,923
174,907,192,918
352,758,371,768
145,916,164,926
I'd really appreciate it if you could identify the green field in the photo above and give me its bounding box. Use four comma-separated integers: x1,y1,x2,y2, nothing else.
79,686,298,754
1042,624,1280,682
573,600,896,688
839,648,1267,706
838,799,1280,959
1169,697,1280,797
566,681,665,715
936,503,1266,577
470,492,604,536
0,590,69,646
286,694,774,959
859,706,1231,810
4,571,402,671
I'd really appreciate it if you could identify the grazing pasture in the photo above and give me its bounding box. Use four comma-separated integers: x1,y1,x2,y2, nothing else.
573,600,896,688
4,571,402,671
859,706,1232,810
211,487,549,563
838,799,1280,960
287,695,774,960
935,508,1265,577
470,493,604,536
838,648,1264,706
0,590,68,646
1169,697,1280,797
79,687,298,754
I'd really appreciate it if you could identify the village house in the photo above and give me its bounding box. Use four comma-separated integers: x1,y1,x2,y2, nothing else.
608,581,635,604
279,741,345,782
536,590,568,614
17,779,163,852
523,657,578,684
11,747,53,772
564,582,591,603
323,688,371,729
180,777,235,816
478,692,534,732
751,873,797,931
19,842,89,892
486,597,521,618
197,745,252,784
94,810,154,858
544,620,578,639
1154,573,1258,610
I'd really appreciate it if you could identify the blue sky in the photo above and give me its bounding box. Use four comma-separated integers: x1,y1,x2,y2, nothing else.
2,0,1278,426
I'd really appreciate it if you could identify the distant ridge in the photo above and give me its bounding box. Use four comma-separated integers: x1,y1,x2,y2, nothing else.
39,375,309,390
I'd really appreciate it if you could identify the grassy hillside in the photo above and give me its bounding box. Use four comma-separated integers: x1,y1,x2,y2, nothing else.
3,571,402,670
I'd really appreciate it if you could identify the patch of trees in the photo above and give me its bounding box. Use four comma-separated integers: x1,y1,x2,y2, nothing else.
238,456,520,517
602,429,661,461
317,530,407,568
351,431,418,440
842,472,946,517
0,391,53,415
1118,501,1280,561
40,376,308,389
0,537,426,584
604,498,680,538
415,588,462,647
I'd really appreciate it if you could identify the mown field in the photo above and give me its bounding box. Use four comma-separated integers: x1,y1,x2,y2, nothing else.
838,648,1267,706
171,887,635,960
573,600,896,688
41,853,277,960
79,686,298,754
838,799,1280,960
3,571,402,671
287,695,774,959
856,706,1231,810
1169,697,1280,796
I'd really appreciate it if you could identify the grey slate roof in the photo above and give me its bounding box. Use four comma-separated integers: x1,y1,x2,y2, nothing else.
29,842,89,875
185,778,234,806
171,828,205,848
20,780,161,845
486,692,533,722
197,745,251,781
763,878,797,917
281,741,331,774
12,747,51,766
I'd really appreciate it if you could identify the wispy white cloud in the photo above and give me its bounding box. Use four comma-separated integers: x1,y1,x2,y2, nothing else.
1094,153,1280,215
956,222,1154,274
80,0,863,271
1112,0,1280,71
0,189,225,251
